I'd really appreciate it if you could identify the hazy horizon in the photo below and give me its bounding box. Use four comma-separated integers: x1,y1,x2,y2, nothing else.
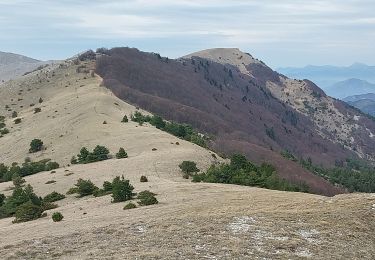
1,0,374,68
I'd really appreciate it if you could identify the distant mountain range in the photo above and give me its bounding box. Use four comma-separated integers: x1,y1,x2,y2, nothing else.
325,79,375,99
344,93,375,116
0,51,48,84
277,63,375,90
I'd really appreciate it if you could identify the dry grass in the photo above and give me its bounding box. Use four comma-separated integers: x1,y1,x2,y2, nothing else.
0,60,374,259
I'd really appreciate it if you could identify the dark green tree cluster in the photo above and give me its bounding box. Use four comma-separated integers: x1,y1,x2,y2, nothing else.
130,111,207,147
191,154,308,192
297,156,375,193
71,145,110,164
0,180,62,223
0,159,59,183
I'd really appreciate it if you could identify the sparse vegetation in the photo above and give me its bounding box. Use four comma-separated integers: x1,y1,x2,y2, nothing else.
123,202,137,210
192,154,309,192
13,201,43,223
14,118,21,124
121,115,128,123
34,107,41,113
43,192,66,203
179,161,200,178
111,176,134,203
0,182,49,223
52,212,64,222
137,190,158,206
140,176,148,182
116,147,128,159
29,139,43,153
0,159,59,182
72,146,110,164
130,111,207,147
74,179,98,197
281,151,375,193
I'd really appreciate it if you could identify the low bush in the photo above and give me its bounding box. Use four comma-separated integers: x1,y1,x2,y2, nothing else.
66,187,78,195
52,212,64,222
72,146,110,164
116,148,128,159
130,112,207,147
179,161,200,178
43,191,66,203
121,115,128,123
74,179,98,197
123,202,137,210
111,176,134,203
137,190,158,206
0,159,60,182
193,154,307,192
13,201,43,223
29,139,43,153
140,176,148,182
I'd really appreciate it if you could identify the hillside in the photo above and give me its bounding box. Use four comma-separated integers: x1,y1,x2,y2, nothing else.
0,51,374,259
96,47,375,195
325,79,375,99
0,51,48,84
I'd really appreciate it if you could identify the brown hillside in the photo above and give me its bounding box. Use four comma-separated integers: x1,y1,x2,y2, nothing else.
94,47,364,196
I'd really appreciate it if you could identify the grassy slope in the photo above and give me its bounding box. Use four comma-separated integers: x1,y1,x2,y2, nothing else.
0,59,374,259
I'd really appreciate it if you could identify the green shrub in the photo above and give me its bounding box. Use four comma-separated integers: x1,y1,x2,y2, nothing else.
41,202,58,211
73,145,110,164
14,118,21,124
103,181,113,192
74,179,98,197
123,202,137,210
111,176,134,203
66,187,78,195
13,201,43,223
116,148,128,159
11,111,18,118
29,139,43,153
179,161,200,176
194,154,305,192
121,115,128,123
137,190,158,206
93,189,111,197
43,192,66,203
140,176,148,182
34,108,41,113
1,184,41,217
52,212,64,222
0,194,5,207
12,174,25,188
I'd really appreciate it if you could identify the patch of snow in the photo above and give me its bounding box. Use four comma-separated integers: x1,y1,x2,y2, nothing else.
227,216,256,234
372,204,375,210
353,115,360,121
299,229,320,243
295,248,313,258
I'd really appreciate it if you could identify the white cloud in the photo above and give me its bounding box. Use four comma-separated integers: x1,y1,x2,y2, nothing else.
0,0,374,66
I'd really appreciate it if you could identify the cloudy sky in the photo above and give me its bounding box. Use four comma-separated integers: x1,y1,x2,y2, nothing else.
0,0,374,68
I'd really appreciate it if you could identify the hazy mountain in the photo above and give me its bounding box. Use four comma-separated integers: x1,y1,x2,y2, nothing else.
0,51,47,84
325,78,375,99
344,93,375,102
344,93,375,116
277,63,375,89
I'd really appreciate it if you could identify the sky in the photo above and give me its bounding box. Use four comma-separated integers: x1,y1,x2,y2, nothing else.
0,0,374,68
